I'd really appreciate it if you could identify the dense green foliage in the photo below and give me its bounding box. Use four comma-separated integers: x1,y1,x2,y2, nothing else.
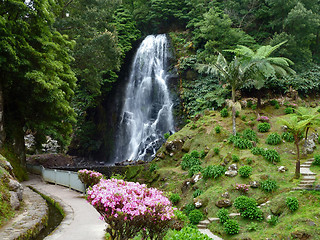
238,165,252,178
266,133,282,145
202,165,226,179
166,227,211,240
217,208,229,224
188,209,203,225
286,197,299,212
181,153,201,170
260,179,278,192
223,219,239,235
258,123,271,133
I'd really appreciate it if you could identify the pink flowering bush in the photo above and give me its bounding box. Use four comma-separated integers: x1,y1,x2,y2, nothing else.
87,178,176,240
257,116,270,123
235,184,250,194
78,169,103,187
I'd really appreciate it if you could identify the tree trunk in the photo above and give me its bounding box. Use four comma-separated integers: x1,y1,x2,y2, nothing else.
257,89,262,109
295,138,300,178
0,82,5,150
232,85,236,136
13,125,26,166
305,127,309,140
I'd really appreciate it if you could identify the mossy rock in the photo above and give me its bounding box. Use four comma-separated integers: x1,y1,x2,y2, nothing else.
269,196,287,216
182,139,192,152
125,165,144,180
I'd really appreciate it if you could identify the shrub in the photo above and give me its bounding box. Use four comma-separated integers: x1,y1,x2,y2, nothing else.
282,132,294,142
173,210,189,230
275,103,280,109
234,138,253,149
167,227,211,240
251,147,264,155
220,108,229,117
268,215,278,226
190,150,200,159
149,163,159,172
193,189,203,198
285,107,294,114
202,165,226,179
235,184,250,193
217,208,229,224
87,179,175,240
242,129,258,142
257,122,271,132
188,165,203,177
215,125,221,133
263,149,280,163
188,209,203,225
223,219,239,235
183,203,195,216
200,150,206,159
266,133,282,145
313,154,320,165
232,154,240,162
78,169,103,187
247,100,253,108
286,197,299,212
164,132,170,139
239,166,252,178
181,154,201,170
260,179,278,192
234,196,263,221
269,100,278,106
252,104,257,110
170,193,181,204
213,147,220,155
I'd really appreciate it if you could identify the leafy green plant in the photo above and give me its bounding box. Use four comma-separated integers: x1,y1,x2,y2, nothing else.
239,165,253,178
193,189,203,198
213,147,220,155
313,154,320,165
188,165,203,177
217,208,229,224
242,128,258,142
223,219,239,235
252,104,257,110
285,107,294,114
190,150,200,159
247,222,258,231
220,108,229,117
188,209,203,225
270,99,278,106
268,215,279,226
286,197,299,212
282,132,294,142
241,115,247,121
164,132,170,139
181,154,201,170
166,227,211,240
247,100,253,108
260,179,278,192
215,125,221,133
275,103,280,109
202,165,226,179
235,111,240,117
200,150,206,159
257,122,271,132
149,163,159,172
251,147,265,155
266,133,282,145
234,196,263,221
234,138,253,149
183,203,196,216
232,154,240,162
263,149,280,163
169,193,181,204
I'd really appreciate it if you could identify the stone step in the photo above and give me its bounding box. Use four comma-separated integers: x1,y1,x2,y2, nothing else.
293,187,314,190
301,172,316,176
208,217,219,222
199,220,210,225
197,224,208,229
301,164,312,167
300,180,315,184
298,184,314,188
302,176,316,180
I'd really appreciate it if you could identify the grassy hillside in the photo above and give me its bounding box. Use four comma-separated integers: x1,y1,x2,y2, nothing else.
128,100,320,239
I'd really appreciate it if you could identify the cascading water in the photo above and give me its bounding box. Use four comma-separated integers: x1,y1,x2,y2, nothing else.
114,34,174,163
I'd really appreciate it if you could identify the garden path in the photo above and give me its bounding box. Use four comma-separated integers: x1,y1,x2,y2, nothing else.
294,158,316,190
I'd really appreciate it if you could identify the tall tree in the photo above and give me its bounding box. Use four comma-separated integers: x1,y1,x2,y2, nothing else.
0,0,77,164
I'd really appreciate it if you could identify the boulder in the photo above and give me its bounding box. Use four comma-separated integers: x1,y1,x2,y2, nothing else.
165,139,184,153
191,173,202,184
249,181,259,188
194,199,203,208
215,199,232,208
225,170,238,177
181,180,191,193
278,166,288,173
8,179,23,201
303,133,318,154
182,139,192,152
221,192,230,199
228,164,237,171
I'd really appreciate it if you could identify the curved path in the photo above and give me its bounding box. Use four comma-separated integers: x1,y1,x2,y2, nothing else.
24,175,106,240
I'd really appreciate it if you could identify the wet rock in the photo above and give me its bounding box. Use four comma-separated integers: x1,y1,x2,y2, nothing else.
221,192,230,199
291,231,311,240
278,166,288,173
191,173,202,184
228,164,237,171
182,139,192,152
10,191,20,210
215,199,232,208
225,170,238,177
249,181,259,188
165,139,184,153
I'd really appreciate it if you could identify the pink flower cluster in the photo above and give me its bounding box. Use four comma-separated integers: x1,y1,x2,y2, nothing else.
78,169,103,186
235,184,250,193
257,116,270,123
87,178,175,221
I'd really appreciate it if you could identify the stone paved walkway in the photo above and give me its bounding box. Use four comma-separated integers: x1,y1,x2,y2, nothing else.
294,158,316,190
24,175,106,240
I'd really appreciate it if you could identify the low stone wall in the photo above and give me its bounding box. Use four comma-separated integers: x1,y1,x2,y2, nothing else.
0,187,48,240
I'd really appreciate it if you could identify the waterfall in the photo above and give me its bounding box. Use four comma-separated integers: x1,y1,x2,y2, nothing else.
114,34,174,163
